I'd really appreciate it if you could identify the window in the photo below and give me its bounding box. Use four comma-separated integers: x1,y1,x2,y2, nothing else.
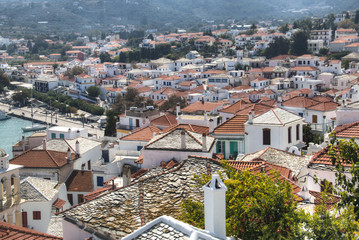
137,146,143,151
263,129,271,145
33,211,41,220
97,176,104,187
60,134,64,139
296,124,300,141
67,194,73,205
88,160,91,170
78,194,84,203
216,141,226,153
51,133,56,139
312,115,318,123
288,127,292,144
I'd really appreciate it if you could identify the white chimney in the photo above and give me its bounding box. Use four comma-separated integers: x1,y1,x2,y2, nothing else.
202,132,207,152
248,111,253,124
43,139,47,150
181,130,186,149
75,140,80,155
176,103,181,117
208,119,215,133
298,185,310,201
203,174,227,239
204,111,208,122
67,148,71,161
145,116,150,126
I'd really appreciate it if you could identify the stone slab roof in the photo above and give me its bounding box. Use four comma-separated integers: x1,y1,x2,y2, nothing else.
59,157,225,239
145,129,215,152
21,177,59,202
236,147,311,176
251,107,303,126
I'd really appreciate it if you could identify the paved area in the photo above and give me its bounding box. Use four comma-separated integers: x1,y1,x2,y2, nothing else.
0,102,104,138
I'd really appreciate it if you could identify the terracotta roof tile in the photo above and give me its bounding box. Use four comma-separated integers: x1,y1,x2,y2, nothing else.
53,198,66,209
309,190,341,210
0,221,61,239
218,100,247,114
10,150,76,168
213,115,248,134
83,186,113,201
120,125,161,142
150,113,177,128
334,121,359,139
282,96,320,108
163,124,209,135
306,102,339,112
291,66,319,71
66,170,93,192
182,101,224,113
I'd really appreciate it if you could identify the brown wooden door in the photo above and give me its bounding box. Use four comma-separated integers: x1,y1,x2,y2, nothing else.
312,115,318,123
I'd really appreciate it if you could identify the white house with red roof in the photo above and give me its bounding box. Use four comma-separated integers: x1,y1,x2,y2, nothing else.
250,77,270,89
293,75,324,91
75,73,95,93
244,108,306,154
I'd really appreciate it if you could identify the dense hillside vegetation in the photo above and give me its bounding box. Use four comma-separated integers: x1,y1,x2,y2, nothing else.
0,0,358,33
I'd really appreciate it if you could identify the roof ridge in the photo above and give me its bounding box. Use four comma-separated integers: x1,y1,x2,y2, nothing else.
46,150,62,167
64,139,76,152
271,108,284,126
184,129,203,146
23,178,51,201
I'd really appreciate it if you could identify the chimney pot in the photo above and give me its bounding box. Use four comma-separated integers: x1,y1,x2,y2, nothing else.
203,174,227,239
42,139,46,150
75,140,80,155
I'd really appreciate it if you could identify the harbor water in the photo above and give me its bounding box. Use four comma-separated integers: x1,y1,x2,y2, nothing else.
0,116,37,159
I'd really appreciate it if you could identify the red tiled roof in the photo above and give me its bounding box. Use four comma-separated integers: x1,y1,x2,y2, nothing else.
306,102,339,112
213,115,248,134
0,221,61,239
10,150,76,168
131,168,149,179
182,101,223,113
225,160,264,171
218,100,247,114
83,186,113,201
66,170,93,192
150,113,177,128
334,121,359,139
308,146,351,167
53,198,66,209
309,190,341,210
163,124,209,135
120,125,161,142
291,66,319,71
281,96,319,108
311,96,334,103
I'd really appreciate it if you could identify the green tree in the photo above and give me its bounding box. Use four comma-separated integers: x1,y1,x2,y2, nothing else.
0,71,10,88
99,52,112,63
159,95,186,111
263,37,290,58
303,183,359,239
64,66,85,78
279,24,289,33
338,19,355,29
290,31,308,56
318,48,329,56
12,90,30,106
104,110,117,137
86,86,100,98
180,164,304,239
329,134,359,219
355,10,359,24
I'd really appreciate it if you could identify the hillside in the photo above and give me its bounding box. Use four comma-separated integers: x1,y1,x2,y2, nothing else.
0,0,358,33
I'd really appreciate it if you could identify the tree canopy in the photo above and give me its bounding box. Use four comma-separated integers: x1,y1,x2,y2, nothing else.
87,86,100,98
290,31,308,56
263,37,290,58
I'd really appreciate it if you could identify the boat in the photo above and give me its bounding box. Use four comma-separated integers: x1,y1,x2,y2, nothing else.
22,124,47,132
21,94,46,132
0,111,11,121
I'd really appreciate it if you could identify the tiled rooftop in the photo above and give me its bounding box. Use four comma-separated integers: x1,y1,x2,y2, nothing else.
252,107,303,126
334,121,359,139
120,125,161,142
0,221,61,239
65,170,93,192
213,115,248,134
59,157,225,239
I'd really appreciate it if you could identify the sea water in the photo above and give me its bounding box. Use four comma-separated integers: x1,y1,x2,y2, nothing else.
0,116,35,158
